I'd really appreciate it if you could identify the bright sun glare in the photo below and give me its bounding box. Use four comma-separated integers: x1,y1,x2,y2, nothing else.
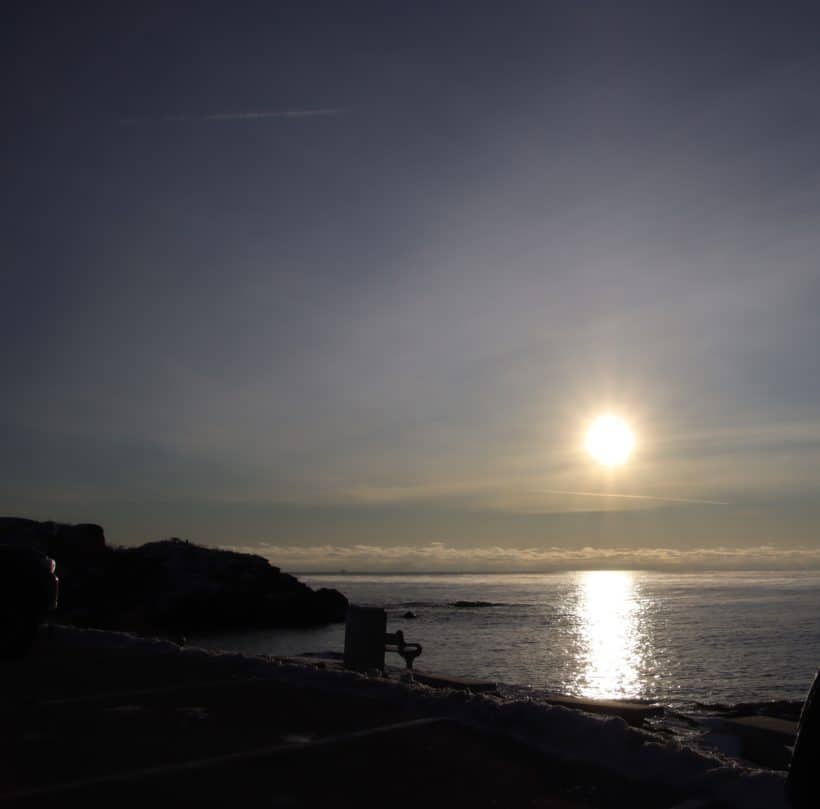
584,415,635,467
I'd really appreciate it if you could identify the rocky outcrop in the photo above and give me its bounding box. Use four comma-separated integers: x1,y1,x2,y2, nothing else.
0,518,347,636
0,517,105,556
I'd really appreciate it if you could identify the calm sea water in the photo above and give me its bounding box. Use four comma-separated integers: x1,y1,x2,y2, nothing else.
195,571,820,707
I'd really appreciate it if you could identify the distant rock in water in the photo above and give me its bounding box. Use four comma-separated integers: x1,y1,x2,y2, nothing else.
0,518,347,636
402,610,417,619
450,601,503,608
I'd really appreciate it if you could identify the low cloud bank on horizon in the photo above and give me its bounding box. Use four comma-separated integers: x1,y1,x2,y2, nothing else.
228,542,820,572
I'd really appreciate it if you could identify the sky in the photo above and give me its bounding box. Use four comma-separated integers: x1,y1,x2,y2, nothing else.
3,2,820,570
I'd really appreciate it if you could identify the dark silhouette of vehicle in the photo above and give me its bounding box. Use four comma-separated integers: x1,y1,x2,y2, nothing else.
0,545,58,660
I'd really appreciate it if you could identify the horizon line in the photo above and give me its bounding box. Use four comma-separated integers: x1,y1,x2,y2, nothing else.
292,566,820,575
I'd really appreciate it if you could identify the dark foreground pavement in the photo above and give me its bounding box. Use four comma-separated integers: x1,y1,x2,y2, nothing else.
0,629,699,808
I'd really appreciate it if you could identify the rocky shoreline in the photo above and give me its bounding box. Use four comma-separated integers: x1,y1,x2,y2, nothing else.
0,518,347,636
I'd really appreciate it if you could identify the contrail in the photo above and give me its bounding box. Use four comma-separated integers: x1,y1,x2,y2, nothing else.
121,109,340,125
542,489,729,506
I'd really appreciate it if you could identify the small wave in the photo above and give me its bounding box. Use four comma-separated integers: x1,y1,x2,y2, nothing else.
392,601,439,609
450,600,506,608
694,699,803,720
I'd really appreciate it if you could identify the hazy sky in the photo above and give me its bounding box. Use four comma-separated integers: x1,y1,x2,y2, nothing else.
3,2,820,568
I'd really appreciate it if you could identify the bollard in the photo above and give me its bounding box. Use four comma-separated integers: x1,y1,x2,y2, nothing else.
343,605,387,673
788,668,820,808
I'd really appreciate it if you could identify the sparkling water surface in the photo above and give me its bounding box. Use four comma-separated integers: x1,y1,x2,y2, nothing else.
195,571,820,707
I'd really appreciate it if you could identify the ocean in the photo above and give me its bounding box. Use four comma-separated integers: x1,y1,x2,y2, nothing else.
195,570,820,708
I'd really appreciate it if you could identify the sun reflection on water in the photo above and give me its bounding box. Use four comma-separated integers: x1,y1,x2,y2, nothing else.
573,571,646,699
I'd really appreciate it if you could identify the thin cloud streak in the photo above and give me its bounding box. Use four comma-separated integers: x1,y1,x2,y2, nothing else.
121,109,340,124
541,490,730,506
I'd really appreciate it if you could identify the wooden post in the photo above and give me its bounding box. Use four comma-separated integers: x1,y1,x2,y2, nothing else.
343,605,387,673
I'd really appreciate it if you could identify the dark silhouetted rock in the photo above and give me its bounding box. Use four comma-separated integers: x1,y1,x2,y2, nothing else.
403,610,417,619
789,669,820,808
0,517,105,557
0,518,347,637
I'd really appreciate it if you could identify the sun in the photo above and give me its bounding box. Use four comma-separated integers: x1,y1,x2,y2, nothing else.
584,415,635,467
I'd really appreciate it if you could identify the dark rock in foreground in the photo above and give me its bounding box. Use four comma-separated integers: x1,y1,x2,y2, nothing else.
0,518,347,636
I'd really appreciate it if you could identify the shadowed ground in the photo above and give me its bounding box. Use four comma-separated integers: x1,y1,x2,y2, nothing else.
0,629,706,808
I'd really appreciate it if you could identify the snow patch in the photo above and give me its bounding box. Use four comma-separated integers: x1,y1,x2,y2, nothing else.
47,626,789,809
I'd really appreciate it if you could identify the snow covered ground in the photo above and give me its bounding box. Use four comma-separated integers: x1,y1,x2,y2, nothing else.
40,625,790,809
